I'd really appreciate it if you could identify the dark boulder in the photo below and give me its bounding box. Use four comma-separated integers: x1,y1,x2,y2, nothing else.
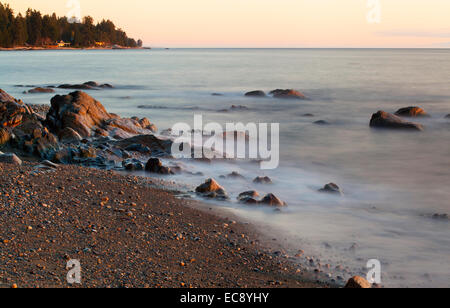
370,111,424,131
314,120,330,125
124,143,151,154
395,106,428,117
445,114,450,119
122,158,145,171
145,158,174,175
270,89,306,100
319,183,343,195
245,90,266,97
115,135,172,157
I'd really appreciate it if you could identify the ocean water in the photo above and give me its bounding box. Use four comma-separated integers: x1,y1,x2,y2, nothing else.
1,49,449,287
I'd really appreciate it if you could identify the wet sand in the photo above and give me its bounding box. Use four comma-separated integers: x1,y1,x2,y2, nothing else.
0,162,328,288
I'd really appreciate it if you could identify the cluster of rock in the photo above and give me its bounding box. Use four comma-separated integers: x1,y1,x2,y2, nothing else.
0,88,170,172
245,89,306,100
58,81,113,90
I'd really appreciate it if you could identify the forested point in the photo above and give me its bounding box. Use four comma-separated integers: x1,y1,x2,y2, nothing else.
0,2,142,48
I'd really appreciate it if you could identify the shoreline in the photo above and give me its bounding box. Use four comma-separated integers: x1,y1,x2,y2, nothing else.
0,161,330,288
0,46,151,52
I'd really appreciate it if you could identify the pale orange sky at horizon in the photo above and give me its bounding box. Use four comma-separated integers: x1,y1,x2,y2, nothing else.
6,0,450,48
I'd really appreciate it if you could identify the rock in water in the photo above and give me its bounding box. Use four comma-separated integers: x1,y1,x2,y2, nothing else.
445,114,450,119
253,176,273,184
370,111,424,131
46,91,157,139
345,276,372,289
27,87,55,94
319,183,343,195
269,89,306,100
395,106,428,117
195,178,229,200
237,191,260,204
259,194,286,207
245,90,266,97
0,153,22,165
145,158,174,174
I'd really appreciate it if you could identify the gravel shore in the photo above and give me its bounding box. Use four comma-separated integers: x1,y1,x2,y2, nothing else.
0,161,327,288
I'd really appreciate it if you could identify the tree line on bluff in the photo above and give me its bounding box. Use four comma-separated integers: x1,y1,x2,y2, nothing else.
0,2,142,48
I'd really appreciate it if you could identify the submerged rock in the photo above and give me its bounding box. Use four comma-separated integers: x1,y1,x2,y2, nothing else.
26,87,55,94
432,213,449,220
319,183,343,195
259,193,286,207
253,176,273,184
269,89,306,100
314,120,330,125
370,111,424,131
245,90,266,97
0,153,22,165
395,106,428,117
345,276,372,289
195,178,229,200
445,114,450,119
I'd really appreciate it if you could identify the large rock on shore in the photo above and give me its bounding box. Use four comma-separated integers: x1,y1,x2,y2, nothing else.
370,111,424,131
0,89,60,158
395,106,428,117
46,91,157,139
270,89,306,100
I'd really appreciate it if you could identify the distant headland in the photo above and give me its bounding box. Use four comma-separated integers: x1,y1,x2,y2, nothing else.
0,2,144,50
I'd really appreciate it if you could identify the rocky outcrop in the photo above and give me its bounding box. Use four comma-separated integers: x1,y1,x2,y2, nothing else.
370,111,424,131
245,90,266,97
46,91,157,139
58,127,82,143
319,183,343,195
395,106,428,117
145,158,174,175
0,128,11,146
345,276,372,289
0,89,60,158
270,89,306,100
195,178,229,200
0,153,22,165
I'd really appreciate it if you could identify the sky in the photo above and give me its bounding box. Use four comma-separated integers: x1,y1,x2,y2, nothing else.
7,0,450,48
